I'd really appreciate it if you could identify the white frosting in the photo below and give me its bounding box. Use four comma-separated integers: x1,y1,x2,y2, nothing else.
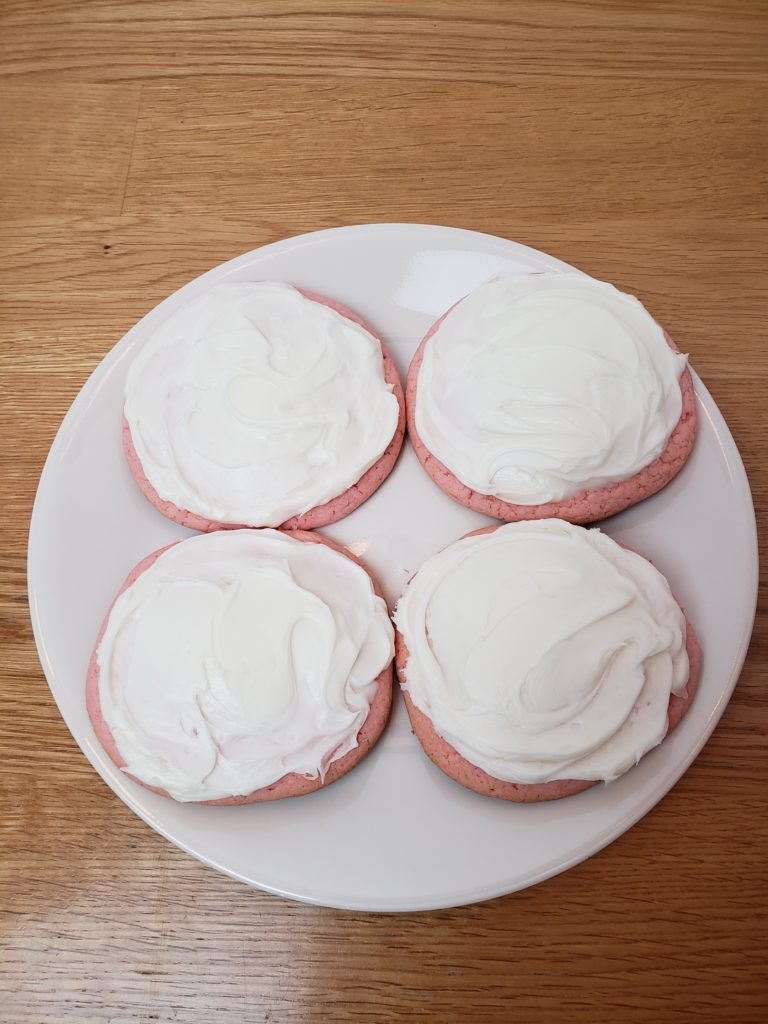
125,282,400,526
394,520,689,784
97,530,394,802
415,273,688,505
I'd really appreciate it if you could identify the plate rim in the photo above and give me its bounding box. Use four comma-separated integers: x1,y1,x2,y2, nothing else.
27,222,759,912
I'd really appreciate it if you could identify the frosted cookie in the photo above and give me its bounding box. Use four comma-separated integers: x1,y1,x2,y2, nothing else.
87,529,395,804
394,520,701,802
407,273,697,523
124,283,405,530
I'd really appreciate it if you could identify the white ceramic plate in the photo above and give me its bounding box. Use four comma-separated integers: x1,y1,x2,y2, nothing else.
28,224,758,912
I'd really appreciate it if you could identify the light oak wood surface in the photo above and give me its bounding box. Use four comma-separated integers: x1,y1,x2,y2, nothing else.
1,3,766,1022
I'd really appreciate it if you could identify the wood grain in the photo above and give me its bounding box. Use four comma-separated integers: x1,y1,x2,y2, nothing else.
1,3,767,1022
1,1,766,83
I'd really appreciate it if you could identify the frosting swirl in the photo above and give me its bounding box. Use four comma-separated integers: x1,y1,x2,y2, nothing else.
97,530,394,801
125,282,400,526
394,520,689,784
414,272,687,505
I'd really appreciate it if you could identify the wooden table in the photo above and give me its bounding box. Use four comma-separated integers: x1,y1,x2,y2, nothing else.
2,3,766,1021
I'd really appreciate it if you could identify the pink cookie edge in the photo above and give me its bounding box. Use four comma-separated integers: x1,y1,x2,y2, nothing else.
86,529,394,805
405,306,698,525
122,288,406,532
394,525,703,803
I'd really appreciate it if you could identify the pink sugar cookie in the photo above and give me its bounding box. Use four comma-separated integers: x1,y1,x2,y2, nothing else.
406,304,697,525
124,289,405,532
394,525,702,803
87,530,394,805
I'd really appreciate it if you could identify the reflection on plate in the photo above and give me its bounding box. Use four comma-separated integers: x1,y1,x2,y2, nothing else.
28,225,757,912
